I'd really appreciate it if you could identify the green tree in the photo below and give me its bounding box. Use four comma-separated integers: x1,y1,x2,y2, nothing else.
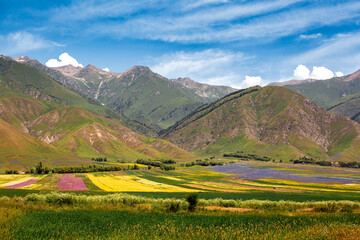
35,162,44,174
185,193,199,212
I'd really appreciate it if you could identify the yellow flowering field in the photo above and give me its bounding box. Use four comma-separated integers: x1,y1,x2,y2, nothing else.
87,172,198,192
0,175,33,187
0,175,44,188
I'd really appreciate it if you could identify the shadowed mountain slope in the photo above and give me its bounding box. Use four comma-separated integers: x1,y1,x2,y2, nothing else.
162,86,360,162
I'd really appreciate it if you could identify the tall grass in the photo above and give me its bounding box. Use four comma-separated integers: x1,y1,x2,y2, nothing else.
25,192,360,213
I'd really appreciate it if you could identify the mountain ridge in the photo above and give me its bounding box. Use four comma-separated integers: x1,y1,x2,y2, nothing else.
162,86,360,162
11,55,236,132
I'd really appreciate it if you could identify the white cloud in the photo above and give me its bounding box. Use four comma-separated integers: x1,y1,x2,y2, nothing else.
237,75,262,89
310,66,334,80
0,31,63,55
299,33,322,40
293,65,310,80
336,71,344,77
151,49,249,86
290,32,360,73
46,53,83,68
89,1,360,43
293,65,335,80
102,67,110,72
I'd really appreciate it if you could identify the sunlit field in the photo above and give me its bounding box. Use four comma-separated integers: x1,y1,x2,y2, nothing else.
1,161,360,239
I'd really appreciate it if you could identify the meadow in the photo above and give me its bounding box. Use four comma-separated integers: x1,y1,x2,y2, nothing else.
1,160,360,239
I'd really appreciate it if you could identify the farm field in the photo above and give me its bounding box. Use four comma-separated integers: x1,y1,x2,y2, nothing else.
1,161,360,239
1,161,360,196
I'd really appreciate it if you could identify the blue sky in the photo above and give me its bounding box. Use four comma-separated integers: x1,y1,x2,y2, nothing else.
1,0,360,87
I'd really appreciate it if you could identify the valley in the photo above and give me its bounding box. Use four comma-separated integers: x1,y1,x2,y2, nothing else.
1,55,360,239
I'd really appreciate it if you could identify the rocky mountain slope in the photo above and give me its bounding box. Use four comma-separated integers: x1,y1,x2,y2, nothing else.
0,56,156,136
0,59,194,170
13,56,236,131
162,86,360,162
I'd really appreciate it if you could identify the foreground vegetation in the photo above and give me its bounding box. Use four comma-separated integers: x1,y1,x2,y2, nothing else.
1,193,360,239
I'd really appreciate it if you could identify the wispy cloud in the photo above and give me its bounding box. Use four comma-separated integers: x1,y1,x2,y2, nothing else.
85,1,360,43
299,33,322,40
150,49,260,88
0,31,63,55
290,31,360,73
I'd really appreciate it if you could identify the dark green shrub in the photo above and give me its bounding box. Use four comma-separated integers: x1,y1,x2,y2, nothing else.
186,193,198,212
167,200,181,213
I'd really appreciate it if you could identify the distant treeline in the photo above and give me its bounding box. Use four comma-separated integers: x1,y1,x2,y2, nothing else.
135,159,176,170
183,159,224,167
291,156,360,169
5,162,144,174
291,157,331,166
52,164,141,173
223,152,273,162
91,157,107,162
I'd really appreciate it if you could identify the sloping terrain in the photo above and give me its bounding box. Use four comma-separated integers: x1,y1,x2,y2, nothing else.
0,61,195,170
162,86,360,162
327,93,360,123
276,69,360,109
14,56,235,131
0,56,156,136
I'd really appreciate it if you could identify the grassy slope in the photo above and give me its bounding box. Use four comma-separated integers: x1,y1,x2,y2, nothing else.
97,67,204,130
0,88,194,166
34,107,195,161
0,58,156,137
328,93,360,123
163,86,360,161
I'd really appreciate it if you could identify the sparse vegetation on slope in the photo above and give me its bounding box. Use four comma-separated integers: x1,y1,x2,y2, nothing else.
163,86,360,161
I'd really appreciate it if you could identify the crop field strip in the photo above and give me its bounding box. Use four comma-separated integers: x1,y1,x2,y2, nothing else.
1,192,360,239
1,162,360,195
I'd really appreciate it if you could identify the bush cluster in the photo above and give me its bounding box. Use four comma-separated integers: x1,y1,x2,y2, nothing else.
223,152,272,162
91,157,107,162
185,159,224,167
136,159,176,171
292,157,359,169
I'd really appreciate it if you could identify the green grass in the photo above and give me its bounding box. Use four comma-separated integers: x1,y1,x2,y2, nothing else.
2,189,360,201
7,209,360,239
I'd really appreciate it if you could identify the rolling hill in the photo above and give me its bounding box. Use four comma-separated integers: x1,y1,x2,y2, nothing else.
162,86,360,162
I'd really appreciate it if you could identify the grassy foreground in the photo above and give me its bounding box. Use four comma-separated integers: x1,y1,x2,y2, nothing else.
1,193,360,239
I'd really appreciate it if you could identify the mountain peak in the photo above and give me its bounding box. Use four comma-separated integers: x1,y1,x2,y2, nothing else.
15,56,31,62
54,64,83,76
125,65,151,73
343,69,360,82
85,64,102,71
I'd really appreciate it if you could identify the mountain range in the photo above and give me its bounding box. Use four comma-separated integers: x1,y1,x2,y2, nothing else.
0,57,193,170
0,55,359,170
268,69,360,124
15,56,236,132
162,86,360,162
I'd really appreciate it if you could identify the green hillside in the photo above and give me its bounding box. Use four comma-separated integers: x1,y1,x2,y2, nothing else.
0,57,156,136
17,57,235,132
327,93,360,123
162,86,360,161
0,61,195,170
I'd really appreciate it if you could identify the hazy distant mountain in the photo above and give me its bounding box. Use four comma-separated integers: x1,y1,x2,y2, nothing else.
14,56,236,132
162,86,360,162
267,69,360,124
267,78,319,86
